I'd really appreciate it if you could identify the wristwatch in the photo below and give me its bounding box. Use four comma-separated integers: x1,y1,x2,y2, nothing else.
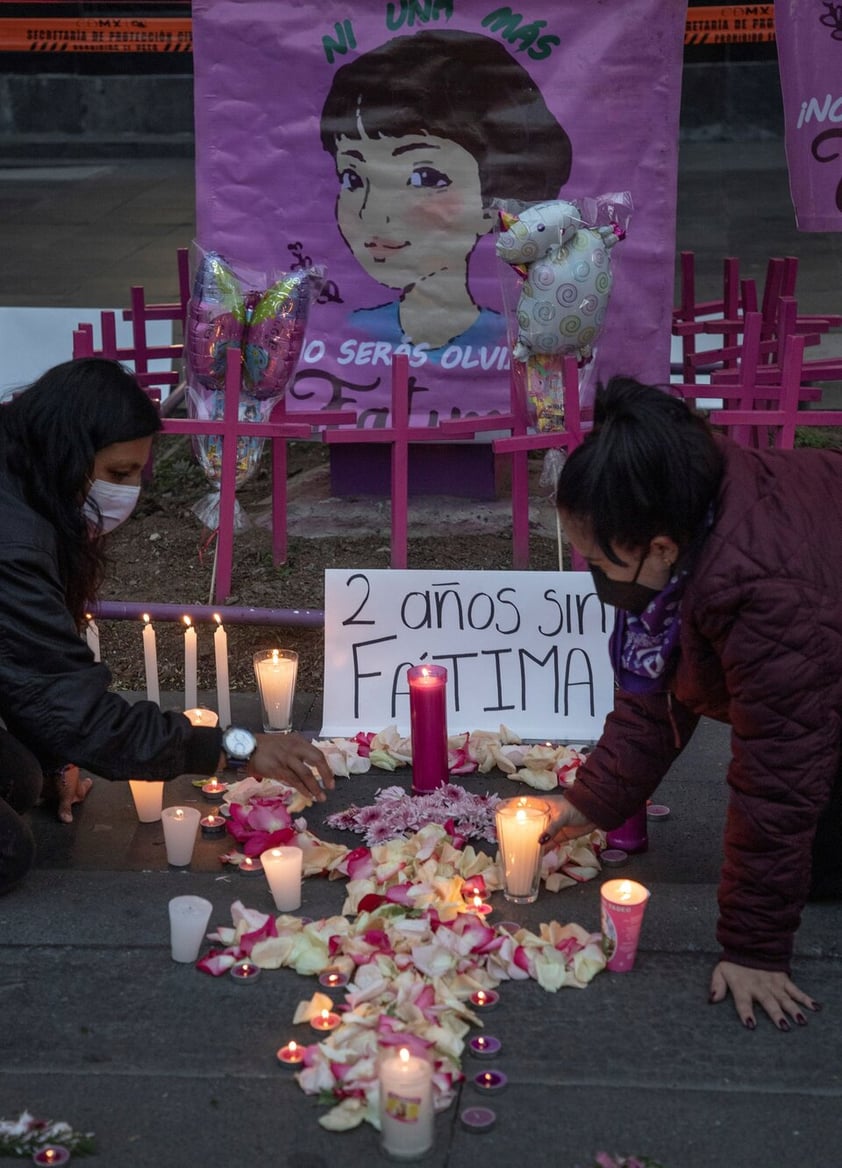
221,726,258,772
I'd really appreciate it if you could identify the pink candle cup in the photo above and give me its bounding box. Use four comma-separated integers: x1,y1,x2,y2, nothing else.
600,878,651,972
606,806,648,854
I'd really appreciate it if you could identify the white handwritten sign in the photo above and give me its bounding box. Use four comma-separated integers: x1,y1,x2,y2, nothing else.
321,570,614,741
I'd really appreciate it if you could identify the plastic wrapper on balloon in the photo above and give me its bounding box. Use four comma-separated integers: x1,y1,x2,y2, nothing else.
185,250,247,390
495,194,631,427
495,198,628,365
242,268,323,401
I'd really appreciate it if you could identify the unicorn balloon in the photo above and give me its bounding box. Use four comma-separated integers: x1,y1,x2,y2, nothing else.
496,199,623,363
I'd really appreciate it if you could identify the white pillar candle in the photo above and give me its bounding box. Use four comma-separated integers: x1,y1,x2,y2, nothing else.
253,649,298,733
261,846,303,911
161,806,200,866
183,616,198,711
129,780,164,823
168,895,213,963
378,1046,434,1160
142,614,160,706
85,613,101,662
494,800,549,903
213,614,232,729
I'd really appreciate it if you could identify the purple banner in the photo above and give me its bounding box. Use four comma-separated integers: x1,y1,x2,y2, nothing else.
192,1,687,425
777,0,842,232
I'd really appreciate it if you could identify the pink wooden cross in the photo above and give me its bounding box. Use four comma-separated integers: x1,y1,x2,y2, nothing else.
324,354,467,569
163,345,313,603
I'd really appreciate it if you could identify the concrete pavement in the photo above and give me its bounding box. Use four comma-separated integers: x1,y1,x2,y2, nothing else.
0,142,841,1166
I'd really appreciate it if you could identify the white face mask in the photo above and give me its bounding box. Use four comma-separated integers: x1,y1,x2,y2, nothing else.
83,479,141,534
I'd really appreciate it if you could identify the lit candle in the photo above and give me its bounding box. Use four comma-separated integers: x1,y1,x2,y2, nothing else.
276,1040,304,1066
200,778,227,802
200,813,227,837
183,707,219,728
142,613,160,705
253,649,298,733
494,799,550,903
472,1069,508,1094
378,1045,434,1160
214,613,232,729
128,779,164,823
161,805,200,866
600,878,651,972
183,616,198,711
168,894,213,963
310,1008,341,1032
469,989,500,1011
32,1147,71,1167
469,894,492,917
238,855,264,875
85,612,100,661
261,846,303,912
230,959,261,982
468,1035,502,1060
318,968,349,989
407,663,448,794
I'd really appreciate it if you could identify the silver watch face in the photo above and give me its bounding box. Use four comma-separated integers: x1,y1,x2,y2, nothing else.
223,727,257,759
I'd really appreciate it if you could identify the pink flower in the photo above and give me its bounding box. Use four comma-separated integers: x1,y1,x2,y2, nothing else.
226,797,295,856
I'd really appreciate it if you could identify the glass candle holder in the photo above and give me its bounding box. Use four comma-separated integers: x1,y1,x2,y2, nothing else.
378,1045,434,1160
494,798,550,904
253,649,298,733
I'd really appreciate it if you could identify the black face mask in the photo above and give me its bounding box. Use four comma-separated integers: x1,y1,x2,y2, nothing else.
589,561,662,616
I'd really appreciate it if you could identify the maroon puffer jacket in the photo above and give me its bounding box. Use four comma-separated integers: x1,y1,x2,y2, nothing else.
566,438,842,971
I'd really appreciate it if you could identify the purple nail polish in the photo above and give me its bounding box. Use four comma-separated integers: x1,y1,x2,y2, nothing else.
778,1019,790,1032
811,1001,823,1012
795,1013,808,1027
538,833,550,845
743,1017,756,1030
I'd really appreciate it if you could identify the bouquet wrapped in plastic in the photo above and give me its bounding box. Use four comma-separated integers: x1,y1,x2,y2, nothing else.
184,244,324,530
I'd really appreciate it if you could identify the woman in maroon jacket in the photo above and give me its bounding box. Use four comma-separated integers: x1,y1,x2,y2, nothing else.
545,376,842,1030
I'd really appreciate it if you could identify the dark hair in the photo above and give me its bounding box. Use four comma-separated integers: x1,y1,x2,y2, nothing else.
556,377,724,563
320,30,572,203
1,358,162,623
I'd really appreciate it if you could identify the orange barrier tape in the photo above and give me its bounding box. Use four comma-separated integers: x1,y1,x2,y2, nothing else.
685,4,775,45
0,16,192,52
0,6,774,52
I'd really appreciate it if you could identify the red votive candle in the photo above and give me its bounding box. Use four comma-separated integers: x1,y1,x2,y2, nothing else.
407,664,448,794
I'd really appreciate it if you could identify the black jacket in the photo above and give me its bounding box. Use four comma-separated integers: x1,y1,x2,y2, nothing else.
0,455,221,780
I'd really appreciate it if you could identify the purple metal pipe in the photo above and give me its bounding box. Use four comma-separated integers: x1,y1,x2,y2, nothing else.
92,601,325,628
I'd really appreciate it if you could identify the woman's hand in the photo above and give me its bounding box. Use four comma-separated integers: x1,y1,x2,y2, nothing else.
709,960,822,1030
53,764,94,824
251,732,335,804
539,795,597,847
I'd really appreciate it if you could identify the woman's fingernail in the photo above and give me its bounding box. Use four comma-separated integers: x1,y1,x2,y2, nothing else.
743,1017,756,1030
810,1001,823,1012
795,1013,808,1027
778,1019,791,1032
537,833,551,845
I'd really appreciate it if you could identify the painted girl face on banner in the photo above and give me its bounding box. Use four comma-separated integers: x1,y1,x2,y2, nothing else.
321,29,572,352
334,128,490,292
